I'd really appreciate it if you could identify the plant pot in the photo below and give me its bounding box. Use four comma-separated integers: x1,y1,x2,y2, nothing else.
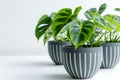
62,46,103,79
48,41,70,65
101,43,120,68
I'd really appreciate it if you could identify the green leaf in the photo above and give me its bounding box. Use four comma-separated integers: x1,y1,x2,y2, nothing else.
52,6,82,38
115,8,120,11
85,8,112,31
104,14,120,31
35,15,52,40
98,3,107,14
84,8,97,19
43,13,57,44
71,6,82,20
67,20,95,49
43,28,52,44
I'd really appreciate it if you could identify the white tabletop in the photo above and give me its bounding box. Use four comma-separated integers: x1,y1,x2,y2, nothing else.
0,55,120,80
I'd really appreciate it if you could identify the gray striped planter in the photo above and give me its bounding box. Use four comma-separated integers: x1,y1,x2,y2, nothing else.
101,43,120,68
62,46,103,79
48,41,70,65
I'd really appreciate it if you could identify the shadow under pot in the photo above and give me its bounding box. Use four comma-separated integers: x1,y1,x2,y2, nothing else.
101,43,120,68
48,41,70,65
62,46,103,79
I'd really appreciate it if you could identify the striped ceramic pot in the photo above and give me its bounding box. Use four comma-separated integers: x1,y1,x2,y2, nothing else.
48,41,70,65
101,43,120,68
62,46,103,79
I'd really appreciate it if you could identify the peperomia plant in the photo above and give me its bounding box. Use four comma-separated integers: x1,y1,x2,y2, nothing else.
35,6,82,44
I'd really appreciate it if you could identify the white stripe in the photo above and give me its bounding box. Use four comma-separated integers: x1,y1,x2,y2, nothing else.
100,51,102,67
106,47,108,67
115,47,120,65
114,47,120,66
109,47,112,67
84,53,87,78
79,53,82,78
74,53,80,78
65,53,73,77
56,45,59,63
52,45,57,63
102,50,105,67
94,52,101,75
98,52,101,68
49,45,54,60
111,47,116,67
87,53,91,78
90,53,96,77
59,45,62,64
117,47,120,63
70,53,76,77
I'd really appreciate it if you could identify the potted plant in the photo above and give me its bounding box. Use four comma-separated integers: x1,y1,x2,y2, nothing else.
101,14,120,68
62,19,103,79
85,3,120,68
35,6,82,65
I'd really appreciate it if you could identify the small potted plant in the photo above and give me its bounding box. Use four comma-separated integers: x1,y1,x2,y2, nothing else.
35,6,82,65
101,14,120,68
85,3,120,68
62,20,103,79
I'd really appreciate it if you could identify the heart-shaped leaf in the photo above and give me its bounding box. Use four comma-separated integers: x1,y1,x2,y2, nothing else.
67,20,95,49
52,6,82,38
35,15,52,40
84,8,112,31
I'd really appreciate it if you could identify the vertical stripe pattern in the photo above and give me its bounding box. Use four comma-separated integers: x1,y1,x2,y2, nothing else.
63,51,102,79
48,44,65,65
101,46,120,68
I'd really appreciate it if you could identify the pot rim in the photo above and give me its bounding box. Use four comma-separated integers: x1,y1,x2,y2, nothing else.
63,45,102,49
48,40,69,43
103,42,120,44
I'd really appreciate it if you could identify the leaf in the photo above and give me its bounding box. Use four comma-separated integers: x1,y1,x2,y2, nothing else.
85,8,112,31
35,15,52,40
67,20,95,49
115,8,120,11
43,28,52,44
52,6,82,38
43,13,57,44
98,3,107,14
84,8,97,19
71,6,82,20
104,14,120,31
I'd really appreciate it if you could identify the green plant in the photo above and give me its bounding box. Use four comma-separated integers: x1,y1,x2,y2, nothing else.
35,6,82,44
84,3,120,44
51,6,82,39
104,14,120,42
66,20,95,49
35,12,56,44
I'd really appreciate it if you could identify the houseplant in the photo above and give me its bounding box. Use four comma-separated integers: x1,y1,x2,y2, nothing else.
85,3,120,68
101,14,120,68
35,6,82,65
62,19,103,79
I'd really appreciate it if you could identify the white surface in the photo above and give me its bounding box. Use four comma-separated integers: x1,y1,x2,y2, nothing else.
0,0,120,55
0,55,120,80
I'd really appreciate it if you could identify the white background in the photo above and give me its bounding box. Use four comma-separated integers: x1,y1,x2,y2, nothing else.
0,0,120,80
0,0,120,55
